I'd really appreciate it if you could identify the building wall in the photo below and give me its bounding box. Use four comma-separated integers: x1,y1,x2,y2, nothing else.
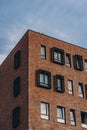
0,32,29,130
29,30,87,130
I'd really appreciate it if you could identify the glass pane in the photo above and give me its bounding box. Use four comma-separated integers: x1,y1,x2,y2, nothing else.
40,74,44,83
85,61,87,70
58,107,63,118
54,52,58,60
57,79,61,90
41,103,47,114
58,53,61,61
45,75,48,85
41,46,45,55
78,84,82,94
70,111,74,121
68,80,72,90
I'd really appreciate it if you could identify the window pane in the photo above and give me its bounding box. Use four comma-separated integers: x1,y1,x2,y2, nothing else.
54,52,58,60
57,79,61,90
41,46,46,59
45,75,48,85
58,53,61,61
78,83,84,97
58,107,63,118
84,60,87,71
40,74,44,83
70,111,74,121
41,103,47,114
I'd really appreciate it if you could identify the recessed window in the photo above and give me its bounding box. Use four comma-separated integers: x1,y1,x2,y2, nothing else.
51,47,65,65
55,75,64,93
57,106,65,123
74,54,83,71
14,50,21,69
41,45,46,59
41,102,49,120
66,53,71,67
70,109,76,126
78,83,84,98
13,77,20,97
37,70,51,89
84,59,87,71
12,107,20,128
81,111,87,128
68,80,73,95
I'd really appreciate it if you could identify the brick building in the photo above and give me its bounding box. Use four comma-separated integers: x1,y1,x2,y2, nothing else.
0,30,87,130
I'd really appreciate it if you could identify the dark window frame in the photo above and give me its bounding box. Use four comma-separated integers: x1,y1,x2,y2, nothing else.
51,47,65,65
37,70,51,89
13,77,20,97
70,109,76,126
12,107,20,128
14,50,21,69
74,54,83,71
84,59,87,71
41,102,50,120
78,83,84,98
55,75,64,93
41,45,46,60
66,53,71,67
81,111,87,125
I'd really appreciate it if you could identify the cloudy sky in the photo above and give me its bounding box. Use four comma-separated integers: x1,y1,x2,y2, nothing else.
0,0,87,64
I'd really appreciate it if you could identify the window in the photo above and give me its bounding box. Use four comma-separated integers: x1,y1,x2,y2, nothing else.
66,53,71,67
41,45,46,59
41,102,49,120
78,83,84,98
12,107,20,128
55,75,64,93
70,109,76,126
51,47,65,65
14,50,21,69
85,84,87,99
13,77,20,97
37,70,51,89
84,59,87,71
68,80,73,95
57,106,65,123
81,111,87,128
74,54,83,71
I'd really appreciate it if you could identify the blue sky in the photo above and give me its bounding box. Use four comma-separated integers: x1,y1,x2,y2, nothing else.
0,0,87,64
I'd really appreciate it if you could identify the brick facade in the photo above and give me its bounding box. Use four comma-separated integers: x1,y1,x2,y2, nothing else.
0,30,87,130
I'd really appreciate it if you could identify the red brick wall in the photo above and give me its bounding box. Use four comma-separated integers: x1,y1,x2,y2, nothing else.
28,30,87,130
0,31,29,130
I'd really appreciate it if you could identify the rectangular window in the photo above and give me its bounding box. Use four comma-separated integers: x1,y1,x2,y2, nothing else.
85,84,87,99
55,75,64,93
57,106,65,123
70,109,76,126
14,50,21,69
81,111,87,128
52,47,65,65
37,70,51,89
66,53,71,67
84,59,87,71
68,80,73,95
41,45,46,59
13,77,20,97
41,102,49,120
74,55,83,71
78,83,84,98
12,107,20,128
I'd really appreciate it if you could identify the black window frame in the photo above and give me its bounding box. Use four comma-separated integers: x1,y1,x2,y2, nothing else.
55,75,64,93
57,106,66,123
41,102,50,120
81,111,87,125
37,70,51,89
66,53,71,67
12,107,20,128
13,77,20,97
84,59,87,71
51,47,65,65
70,109,76,126
14,50,21,69
74,54,83,71
41,45,46,60
78,83,84,98
68,79,74,95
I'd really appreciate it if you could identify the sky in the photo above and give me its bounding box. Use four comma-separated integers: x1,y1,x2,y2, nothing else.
0,0,87,64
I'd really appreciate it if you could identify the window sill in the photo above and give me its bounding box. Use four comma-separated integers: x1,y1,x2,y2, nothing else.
57,119,65,124
82,123,87,128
